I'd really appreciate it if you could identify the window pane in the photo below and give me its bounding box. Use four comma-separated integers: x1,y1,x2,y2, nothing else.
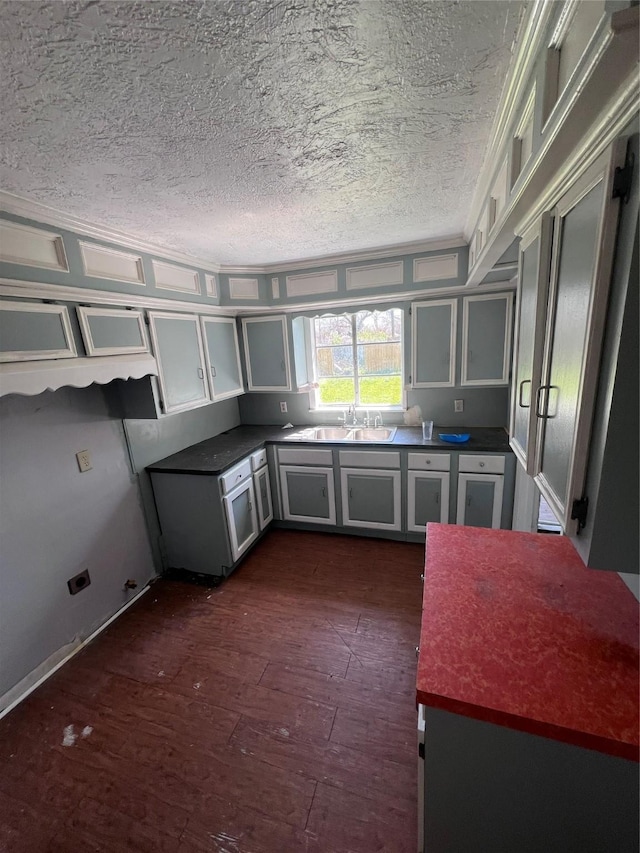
318,377,355,405
355,309,401,343
357,342,402,377
359,375,402,405
314,315,352,346
316,345,354,378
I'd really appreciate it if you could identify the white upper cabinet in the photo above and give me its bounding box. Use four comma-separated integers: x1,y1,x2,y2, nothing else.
241,316,292,392
461,293,513,386
0,301,77,362
509,217,552,472
411,299,457,387
528,141,626,532
148,311,210,414
200,316,244,401
77,306,148,356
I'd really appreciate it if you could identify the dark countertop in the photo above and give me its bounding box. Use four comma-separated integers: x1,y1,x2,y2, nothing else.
147,424,512,476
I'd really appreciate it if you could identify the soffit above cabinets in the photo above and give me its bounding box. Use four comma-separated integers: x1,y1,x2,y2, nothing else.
0,0,523,267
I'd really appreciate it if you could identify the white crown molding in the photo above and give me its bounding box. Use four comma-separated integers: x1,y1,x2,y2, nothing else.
0,277,237,317
464,0,557,239
220,235,467,275
0,191,221,274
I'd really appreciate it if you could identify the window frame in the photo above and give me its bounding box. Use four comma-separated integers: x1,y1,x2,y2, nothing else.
309,308,405,412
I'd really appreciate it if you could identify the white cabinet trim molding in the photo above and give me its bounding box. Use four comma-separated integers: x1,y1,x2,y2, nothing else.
0,220,69,272
79,242,145,285
76,306,148,357
461,292,513,386
413,254,459,283
229,277,260,300
152,260,201,295
345,261,403,291
286,270,338,298
411,298,457,388
0,301,77,362
407,470,450,531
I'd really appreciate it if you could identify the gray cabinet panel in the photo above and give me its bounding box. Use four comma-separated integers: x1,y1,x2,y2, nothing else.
537,182,604,511
149,312,209,413
414,477,444,526
281,466,335,524
462,294,512,384
457,473,504,529
412,300,456,387
341,467,401,530
77,306,147,356
0,302,76,361
230,487,254,546
243,316,291,390
202,317,243,400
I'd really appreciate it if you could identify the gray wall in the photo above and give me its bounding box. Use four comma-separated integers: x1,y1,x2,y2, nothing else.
0,386,156,706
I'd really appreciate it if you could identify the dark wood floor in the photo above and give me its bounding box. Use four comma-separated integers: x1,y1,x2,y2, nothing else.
0,529,425,852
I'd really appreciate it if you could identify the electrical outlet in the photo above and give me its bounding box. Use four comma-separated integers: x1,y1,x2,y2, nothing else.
454,399,464,413
68,569,91,595
280,402,288,413
76,450,92,472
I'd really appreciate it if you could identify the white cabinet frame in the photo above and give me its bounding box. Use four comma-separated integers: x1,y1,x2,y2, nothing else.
76,306,148,356
461,292,513,386
340,467,402,531
241,315,292,392
407,470,450,531
0,301,77,362
147,310,211,415
200,315,244,401
223,478,259,562
456,473,504,529
411,299,457,388
253,466,274,530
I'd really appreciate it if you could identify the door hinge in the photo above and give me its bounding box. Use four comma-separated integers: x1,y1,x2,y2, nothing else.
612,151,635,204
570,496,589,533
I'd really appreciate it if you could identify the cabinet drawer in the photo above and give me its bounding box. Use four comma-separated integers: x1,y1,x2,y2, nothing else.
220,458,252,494
459,454,505,474
250,448,267,471
339,450,400,469
408,452,450,472
278,447,333,466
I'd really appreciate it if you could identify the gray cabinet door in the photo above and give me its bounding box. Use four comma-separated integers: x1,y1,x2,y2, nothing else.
242,316,291,391
509,221,552,473
341,468,401,531
201,316,244,400
280,466,336,524
148,312,210,414
0,301,77,361
456,474,503,529
253,466,273,530
408,471,449,531
533,147,621,529
77,306,147,356
412,300,457,387
462,293,513,385
223,479,258,561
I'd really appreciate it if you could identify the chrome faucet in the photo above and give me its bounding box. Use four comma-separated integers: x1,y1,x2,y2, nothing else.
373,411,383,428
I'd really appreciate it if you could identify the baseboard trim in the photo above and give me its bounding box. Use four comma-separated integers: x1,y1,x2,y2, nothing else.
0,584,151,719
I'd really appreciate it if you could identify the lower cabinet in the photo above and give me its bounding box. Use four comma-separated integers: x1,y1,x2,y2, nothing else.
341,468,402,531
408,471,450,531
456,454,505,529
280,466,336,525
253,465,273,530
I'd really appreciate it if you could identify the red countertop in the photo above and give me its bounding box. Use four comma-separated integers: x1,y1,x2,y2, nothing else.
417,524,639,761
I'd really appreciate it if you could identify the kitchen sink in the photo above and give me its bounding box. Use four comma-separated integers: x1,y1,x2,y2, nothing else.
283,426,397,442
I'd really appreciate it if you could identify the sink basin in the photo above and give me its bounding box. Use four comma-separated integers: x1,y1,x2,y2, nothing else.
348,427,397,442
311,427,353,440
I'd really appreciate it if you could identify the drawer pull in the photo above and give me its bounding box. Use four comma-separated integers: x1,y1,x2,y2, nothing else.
479,461,485,468
426,459,431,465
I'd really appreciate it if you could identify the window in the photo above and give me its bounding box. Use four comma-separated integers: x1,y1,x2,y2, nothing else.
312,308,403,408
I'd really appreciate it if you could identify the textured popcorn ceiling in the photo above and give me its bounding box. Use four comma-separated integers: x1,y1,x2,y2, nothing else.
0,0,523,266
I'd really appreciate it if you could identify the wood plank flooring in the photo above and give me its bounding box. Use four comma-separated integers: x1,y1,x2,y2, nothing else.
0,529,425,852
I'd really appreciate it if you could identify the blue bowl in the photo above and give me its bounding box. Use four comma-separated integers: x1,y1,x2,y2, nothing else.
438,433,470,443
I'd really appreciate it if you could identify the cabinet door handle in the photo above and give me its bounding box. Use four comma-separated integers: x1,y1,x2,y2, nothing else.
349,488,353,499
467,496,472,506
281,361,286,371
248,501,252,511
197,367,204,379
210,366,217,377
435,493,439,504
518,378,531,408
535,385,554,419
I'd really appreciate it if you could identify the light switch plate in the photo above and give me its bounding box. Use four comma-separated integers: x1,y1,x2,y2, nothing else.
76,450,92,472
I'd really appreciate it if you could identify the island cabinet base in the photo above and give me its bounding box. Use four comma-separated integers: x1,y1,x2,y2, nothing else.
419,705,639,853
